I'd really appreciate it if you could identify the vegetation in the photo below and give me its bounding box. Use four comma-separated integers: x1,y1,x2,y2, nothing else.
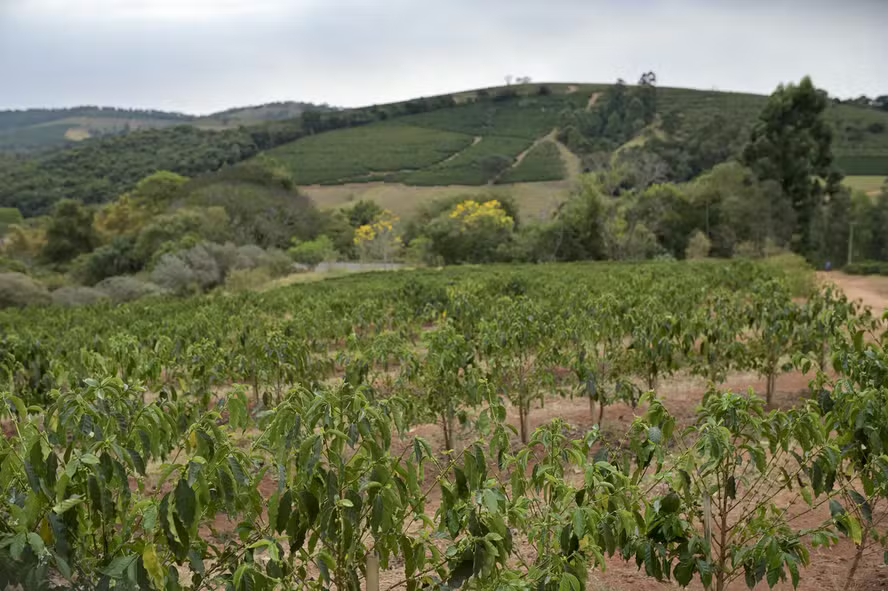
254,125,474,185
496,141,566,183
0,260,885,590
3,80,888,219
397,136,531,186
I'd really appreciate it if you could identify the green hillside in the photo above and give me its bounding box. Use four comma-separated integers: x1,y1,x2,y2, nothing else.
0,102,331,152
2,82,888,217
0,107,192,151
242,84,888,189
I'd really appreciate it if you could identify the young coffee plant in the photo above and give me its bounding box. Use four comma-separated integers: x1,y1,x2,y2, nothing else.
633,388,841,591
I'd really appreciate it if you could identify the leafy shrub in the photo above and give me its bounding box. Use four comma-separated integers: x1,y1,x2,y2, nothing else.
95,276,166,303
289,235,336,267
182,244,224,289
50,286,109,307
234,244,268,269
133,207,230,264
151,254,199,295
260,248,294,277
0,256,29,274
0,272,51,308
733,241,760,259
685,230,712,259
844,260,888,275
225,267,272,291
72,236,141,285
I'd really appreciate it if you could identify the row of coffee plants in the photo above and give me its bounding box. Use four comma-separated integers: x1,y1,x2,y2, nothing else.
0,260,885,590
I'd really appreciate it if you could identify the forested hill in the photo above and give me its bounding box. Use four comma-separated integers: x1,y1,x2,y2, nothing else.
0,102,332,153
1,82,887,216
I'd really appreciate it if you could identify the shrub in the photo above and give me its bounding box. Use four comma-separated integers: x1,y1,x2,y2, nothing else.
289,236,336,267
200,242,238,278
733,241,761,258
151,254,199,295
0,208,23,237
234,244,267,269
0,256,29,274
260,248,294,277
684,230,712,259
225,267,272,292
0,272,51,308
95,276,166,303
72,236,141,285
845,260,888,276
50,286,109,308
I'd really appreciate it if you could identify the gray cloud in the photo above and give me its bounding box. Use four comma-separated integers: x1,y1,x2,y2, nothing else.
1,0,885,113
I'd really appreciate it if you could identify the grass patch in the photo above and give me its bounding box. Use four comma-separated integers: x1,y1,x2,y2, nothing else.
498,141,566,183
844,175,886,194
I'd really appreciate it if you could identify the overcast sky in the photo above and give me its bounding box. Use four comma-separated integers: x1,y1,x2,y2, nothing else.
1,0,885,114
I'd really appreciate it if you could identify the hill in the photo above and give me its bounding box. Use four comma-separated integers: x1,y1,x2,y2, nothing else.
1,82,887,217
0,102,333,153
247,83,888,216
0,106,193,151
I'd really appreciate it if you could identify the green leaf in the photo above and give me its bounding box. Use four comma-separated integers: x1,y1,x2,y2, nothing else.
26,532,44,555
848,516,863,545
80,453,100,465
482,490,499,514
829,499,845,519
174,478,196,529
276,490,292,534
674,559,694,586
53,496,84,514
559,572,581,591
142,544,165,590
102,554,138,578
647,426,662,444
573,508,585,539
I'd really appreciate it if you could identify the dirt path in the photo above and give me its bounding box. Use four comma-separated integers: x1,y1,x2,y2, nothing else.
818,271,888,317
586,92,601,111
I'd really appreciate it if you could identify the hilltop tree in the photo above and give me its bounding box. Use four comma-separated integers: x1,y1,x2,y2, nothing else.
741,76,842,256
42,199,99,264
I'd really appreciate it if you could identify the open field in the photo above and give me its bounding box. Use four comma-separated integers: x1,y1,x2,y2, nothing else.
299,178,574,220
844,175,886,195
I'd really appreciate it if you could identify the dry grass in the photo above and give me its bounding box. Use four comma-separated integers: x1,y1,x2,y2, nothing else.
844,175,886,195
300,180,574,222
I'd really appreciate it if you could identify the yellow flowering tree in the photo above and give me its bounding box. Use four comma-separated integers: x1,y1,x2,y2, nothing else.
354,210,403,262
427,199,515,263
